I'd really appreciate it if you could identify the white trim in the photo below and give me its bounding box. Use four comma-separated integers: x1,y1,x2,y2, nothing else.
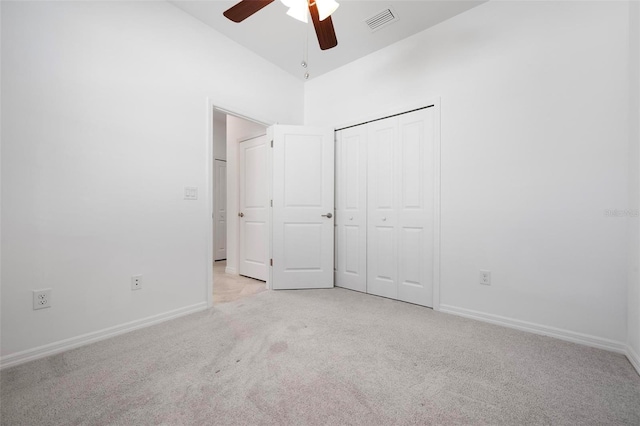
431,98,442,311
225,266,238,275
627,345,640,376
266,126,273,291
238,132,268,144
0,302,208,370
439,304,628,354
214,106,270,127
267,126,274,290
206,98,215,308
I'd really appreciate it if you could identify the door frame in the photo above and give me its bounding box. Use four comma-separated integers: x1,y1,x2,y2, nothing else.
206,99,272,308
333,98,442,311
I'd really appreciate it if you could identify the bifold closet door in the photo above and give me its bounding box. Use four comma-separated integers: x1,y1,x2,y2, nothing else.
335,126,367,292
367,108,434,307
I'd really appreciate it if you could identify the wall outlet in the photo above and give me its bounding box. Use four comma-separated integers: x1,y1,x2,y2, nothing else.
33,289,52,310
184,187,198,200
479,270,491,286
131,275,142,291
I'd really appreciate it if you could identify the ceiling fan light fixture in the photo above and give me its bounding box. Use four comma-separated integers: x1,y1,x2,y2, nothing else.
280,0,307,22
280,0,338,23
286,4,309,23
316,0,339,21
224,0,338,50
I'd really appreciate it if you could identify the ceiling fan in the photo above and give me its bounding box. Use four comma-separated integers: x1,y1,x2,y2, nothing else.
223,0,339,50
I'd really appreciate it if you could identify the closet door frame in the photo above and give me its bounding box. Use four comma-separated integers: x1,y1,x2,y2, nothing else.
333,98,441,311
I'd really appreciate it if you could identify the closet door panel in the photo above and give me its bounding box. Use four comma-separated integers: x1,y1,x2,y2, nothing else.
335,127,367,292
397,109,434,307
367,118,399,300
344,225,361,274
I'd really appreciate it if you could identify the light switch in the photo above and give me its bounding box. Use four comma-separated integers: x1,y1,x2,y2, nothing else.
184,187,198,200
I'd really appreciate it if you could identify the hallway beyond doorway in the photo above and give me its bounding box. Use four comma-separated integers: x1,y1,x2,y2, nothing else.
213,260,266,304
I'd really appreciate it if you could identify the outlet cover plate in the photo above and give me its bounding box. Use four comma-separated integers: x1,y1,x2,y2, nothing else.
479,270,491,286
131,275,142,291
33,289,52,310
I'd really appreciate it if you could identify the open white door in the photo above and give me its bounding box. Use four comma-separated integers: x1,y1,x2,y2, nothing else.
272,125,335,290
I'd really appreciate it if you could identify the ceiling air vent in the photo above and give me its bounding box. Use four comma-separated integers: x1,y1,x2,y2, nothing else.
365,7,399,32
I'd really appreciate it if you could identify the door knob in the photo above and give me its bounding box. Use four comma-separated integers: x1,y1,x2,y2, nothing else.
322,212,333,219
238,212,244,217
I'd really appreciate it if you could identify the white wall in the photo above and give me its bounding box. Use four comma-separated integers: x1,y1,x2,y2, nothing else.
1,0,303,363
224,115,268,275
629,0,640,369
305,1,630,345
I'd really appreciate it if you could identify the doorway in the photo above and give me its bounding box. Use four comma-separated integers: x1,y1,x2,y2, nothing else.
210,106,269,305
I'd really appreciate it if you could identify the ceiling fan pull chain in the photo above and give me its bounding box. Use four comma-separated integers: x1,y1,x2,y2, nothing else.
303,20,310,79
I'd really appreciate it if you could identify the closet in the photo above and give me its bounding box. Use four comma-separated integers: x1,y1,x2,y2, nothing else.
335,107,436,307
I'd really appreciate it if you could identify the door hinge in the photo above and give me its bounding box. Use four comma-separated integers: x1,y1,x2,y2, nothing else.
270,140,273,148
270,199,273,207
270,259,273,266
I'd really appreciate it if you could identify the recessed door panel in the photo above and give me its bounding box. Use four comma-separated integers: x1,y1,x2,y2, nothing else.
372,127,395,210
345,138,360,210
399,227,423,286
401,122,423,209
244,221,267,265
344,225,360,275
284,135,323,208
283,223,323,271
244,144,267,208
375,227,395,281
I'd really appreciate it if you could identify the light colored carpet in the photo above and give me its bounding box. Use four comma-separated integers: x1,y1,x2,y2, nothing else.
1,288,639,425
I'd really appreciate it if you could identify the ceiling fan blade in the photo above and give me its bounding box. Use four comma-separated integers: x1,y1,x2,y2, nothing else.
223,0,275,23
308,1,338,50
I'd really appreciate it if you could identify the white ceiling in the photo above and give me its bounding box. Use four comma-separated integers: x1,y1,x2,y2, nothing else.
170,0,486,80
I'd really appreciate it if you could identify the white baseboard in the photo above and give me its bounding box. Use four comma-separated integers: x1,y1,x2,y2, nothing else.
225,266,237,275
627,345,640,376
0,302,208,370
439,304,627,354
